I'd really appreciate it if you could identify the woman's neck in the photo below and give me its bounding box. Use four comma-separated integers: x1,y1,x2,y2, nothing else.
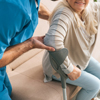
77,11,84,21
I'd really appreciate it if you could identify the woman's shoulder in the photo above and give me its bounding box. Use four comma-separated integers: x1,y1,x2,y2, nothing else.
57,5,74,17
52,5,74,22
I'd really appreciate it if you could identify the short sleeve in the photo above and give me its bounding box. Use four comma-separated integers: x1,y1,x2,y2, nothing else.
9,20,33,46
0,2,30,59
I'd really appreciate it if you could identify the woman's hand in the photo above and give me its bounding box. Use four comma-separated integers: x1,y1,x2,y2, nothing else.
29,36,55,51
67,65,81,81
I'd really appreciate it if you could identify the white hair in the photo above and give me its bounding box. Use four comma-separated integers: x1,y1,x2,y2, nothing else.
49,0,98,35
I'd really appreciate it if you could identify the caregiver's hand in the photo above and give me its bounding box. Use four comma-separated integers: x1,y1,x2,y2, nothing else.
29,36,55,51
67,65,81,81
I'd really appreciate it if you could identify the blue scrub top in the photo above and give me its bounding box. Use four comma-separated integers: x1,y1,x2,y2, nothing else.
0,0,40,60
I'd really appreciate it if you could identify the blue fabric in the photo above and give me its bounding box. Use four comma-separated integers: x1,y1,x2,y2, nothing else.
52,57,100,100
0,0,40,59
0,0,40,99
0,67,12,100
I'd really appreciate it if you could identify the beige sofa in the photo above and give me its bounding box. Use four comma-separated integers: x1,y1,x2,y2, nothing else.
7,0,100,100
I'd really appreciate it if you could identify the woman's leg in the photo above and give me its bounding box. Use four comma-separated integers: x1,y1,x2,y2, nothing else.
52,57,100,100
52,71,100,100
84,57,100,99
84,57,100,80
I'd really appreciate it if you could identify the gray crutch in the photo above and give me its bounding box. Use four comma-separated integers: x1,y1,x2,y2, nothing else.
49,48,68,100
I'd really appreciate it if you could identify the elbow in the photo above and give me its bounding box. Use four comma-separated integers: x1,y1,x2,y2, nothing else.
44,34,64,50
44,35,56,49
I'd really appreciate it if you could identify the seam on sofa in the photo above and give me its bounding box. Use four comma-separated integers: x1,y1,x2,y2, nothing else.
12,49,44,71
9,70,62,97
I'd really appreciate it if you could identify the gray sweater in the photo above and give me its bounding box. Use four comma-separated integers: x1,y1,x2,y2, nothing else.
42,2,100,82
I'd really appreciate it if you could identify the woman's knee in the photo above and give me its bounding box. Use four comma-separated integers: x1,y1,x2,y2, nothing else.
82,72,100,92
95,78,100,91
90,77,100,92
87,57,100,78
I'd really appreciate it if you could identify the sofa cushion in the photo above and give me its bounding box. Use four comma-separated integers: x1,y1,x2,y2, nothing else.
8,50,77,100
9,71,76,100
8,49,43,71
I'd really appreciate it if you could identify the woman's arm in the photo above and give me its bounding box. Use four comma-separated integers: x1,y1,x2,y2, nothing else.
0,36,55,68
44,8,81,80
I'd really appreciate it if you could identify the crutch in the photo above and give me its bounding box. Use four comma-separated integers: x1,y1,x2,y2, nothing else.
49,48,68,100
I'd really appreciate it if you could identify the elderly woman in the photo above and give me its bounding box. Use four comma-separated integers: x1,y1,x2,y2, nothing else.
42,0,100,100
